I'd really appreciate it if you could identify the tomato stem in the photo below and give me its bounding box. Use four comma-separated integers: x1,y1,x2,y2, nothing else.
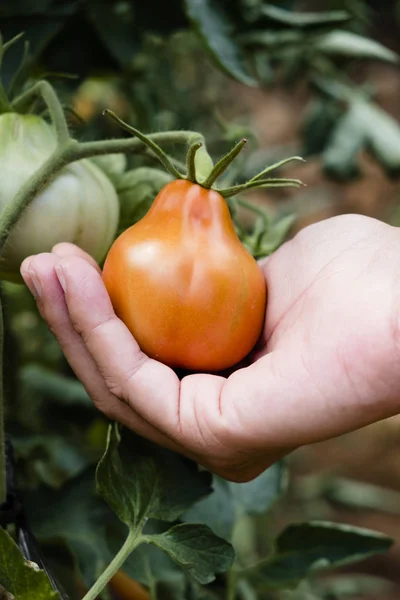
12,80,70,145
248,156,306,182
186,141,203,183
220,177,305,199
82,529,143,600
202,139,247,189
0,290,5,506
104,109,185,180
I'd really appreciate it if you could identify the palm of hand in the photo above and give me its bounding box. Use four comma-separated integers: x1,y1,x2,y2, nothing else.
247,215,400,445
20,214,400,482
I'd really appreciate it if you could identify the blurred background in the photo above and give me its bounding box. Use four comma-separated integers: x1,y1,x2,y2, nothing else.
2,1,400,599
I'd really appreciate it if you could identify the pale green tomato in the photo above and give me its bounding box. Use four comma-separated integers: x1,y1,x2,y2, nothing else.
0,113,119,282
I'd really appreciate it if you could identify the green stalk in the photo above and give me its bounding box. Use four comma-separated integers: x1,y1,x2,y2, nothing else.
248,156,305,182
0,131,208,253
220,177,304,199
82,530,143,600
104,109,185,179
0,289,5,506
202,139,247,189
186,142,203,182
226,569,238,600
12,80,70,145
0,81,11,113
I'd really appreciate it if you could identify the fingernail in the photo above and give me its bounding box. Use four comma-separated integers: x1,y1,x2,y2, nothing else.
28,269,42,298
55,265,67,292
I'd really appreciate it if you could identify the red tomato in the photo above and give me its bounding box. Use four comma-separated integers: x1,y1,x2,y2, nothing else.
102,180,266,372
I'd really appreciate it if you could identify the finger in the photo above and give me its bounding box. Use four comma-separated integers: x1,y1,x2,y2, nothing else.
52,243,101,273
55,256,189,435
54,256,288,474
20,253,186,455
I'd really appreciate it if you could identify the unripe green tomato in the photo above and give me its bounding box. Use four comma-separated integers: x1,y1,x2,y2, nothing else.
0,113,120,282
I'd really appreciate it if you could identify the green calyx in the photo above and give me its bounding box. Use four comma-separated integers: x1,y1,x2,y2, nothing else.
104,109,306,199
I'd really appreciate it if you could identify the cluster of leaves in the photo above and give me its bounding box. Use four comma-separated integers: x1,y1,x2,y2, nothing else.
0,420,394,600
2,0,400,179
1,1,400,599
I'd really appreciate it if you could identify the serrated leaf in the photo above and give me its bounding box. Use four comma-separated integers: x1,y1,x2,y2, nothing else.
147,523,235,584
245,521,393,590
24,469,115,587
314,30,399,63
229,461,287,515
260,5,351,29
0,528,60,600
183,476,235,540
184,0,257,86
96,424,212,530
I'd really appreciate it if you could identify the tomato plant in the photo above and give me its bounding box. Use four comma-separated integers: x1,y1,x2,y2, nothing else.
0,3,400,600
0,113,120,282
103,178,266,372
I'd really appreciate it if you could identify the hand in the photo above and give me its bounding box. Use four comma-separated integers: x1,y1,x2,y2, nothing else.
20,214,400,482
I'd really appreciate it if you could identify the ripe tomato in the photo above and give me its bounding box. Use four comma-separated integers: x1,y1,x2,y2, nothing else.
102,179,266,372
0,113,119,282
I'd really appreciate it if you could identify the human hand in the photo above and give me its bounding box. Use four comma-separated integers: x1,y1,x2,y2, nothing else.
20,214,400,482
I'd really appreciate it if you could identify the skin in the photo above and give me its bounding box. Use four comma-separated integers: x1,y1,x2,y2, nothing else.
102,180,266,372
20,214,400,482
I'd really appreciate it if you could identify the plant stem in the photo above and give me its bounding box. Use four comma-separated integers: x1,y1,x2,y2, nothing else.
0,130,206,253
104,110,185,179
202,139,247,189
82,530,143,600
0,81,11,113
12,80,70,145
0,289,5,505
0,144,74,252
186,142,203,182
226,569,237,600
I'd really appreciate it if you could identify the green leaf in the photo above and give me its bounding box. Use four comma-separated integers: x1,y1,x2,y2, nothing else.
12,434,91,488
116,167,172,234
184,0,257,87
324,98,400,178
87,0,140,67
257,215,296,257
147,523,235,584
20,364,92,408
96,424,212,530
0,528,60,599
183,476,236,540
24,469,115,587
259,5,351,29
107,519,185,587
323,104,365,179
229,461,287,515
245,521,393,590
314,30,399,63
301,99,342,157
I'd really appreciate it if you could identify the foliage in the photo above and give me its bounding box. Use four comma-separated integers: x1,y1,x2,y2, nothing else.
0,1,399,599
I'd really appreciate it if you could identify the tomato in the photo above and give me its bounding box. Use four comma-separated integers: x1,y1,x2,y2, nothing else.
0,113,119,282
108,570,150,600
102,179,266,372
